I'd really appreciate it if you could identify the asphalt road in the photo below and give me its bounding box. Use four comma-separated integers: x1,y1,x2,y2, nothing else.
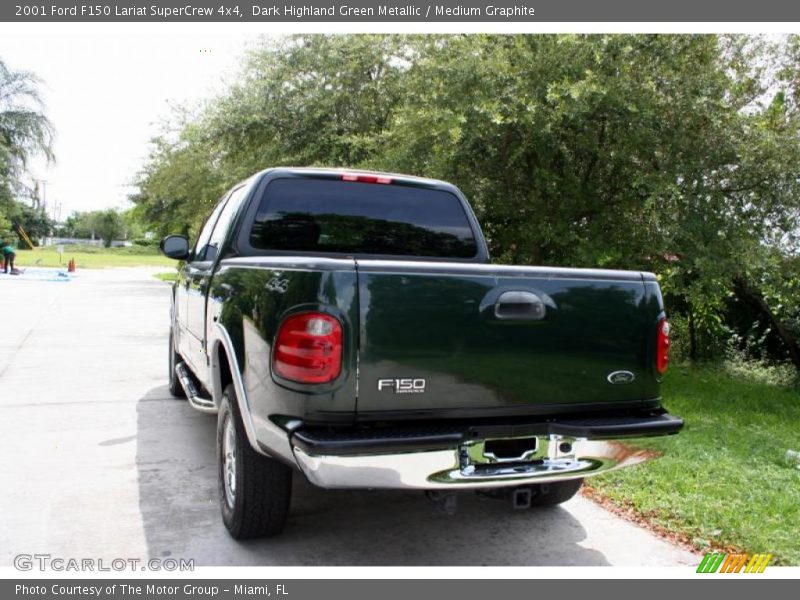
0,267,699,567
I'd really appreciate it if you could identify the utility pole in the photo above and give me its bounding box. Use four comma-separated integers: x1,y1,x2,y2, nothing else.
39,180,47,215
33,179,48,212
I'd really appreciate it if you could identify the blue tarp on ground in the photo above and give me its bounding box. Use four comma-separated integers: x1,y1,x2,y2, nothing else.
0,268,71,282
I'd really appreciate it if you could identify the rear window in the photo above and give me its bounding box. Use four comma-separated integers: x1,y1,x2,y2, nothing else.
248,178,478,258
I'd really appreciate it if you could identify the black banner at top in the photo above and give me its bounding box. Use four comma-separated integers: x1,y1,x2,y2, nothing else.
4,0,800,22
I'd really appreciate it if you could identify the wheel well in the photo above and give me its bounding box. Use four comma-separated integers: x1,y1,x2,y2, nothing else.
216,343,234,398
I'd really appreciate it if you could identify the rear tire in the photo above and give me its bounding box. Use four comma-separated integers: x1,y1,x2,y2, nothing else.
217,384,292,539
527,478,584,507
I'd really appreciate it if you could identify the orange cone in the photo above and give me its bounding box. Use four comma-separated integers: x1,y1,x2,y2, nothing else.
67,258,75,273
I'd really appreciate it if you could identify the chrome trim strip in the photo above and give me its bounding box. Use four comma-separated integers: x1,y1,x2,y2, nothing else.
292,437,655,490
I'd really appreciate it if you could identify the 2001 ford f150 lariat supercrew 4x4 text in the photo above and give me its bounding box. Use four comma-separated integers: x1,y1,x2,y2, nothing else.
160,167,682,538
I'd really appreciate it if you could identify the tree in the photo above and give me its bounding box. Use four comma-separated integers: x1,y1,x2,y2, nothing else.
0,56,55,246
0,57,54,196
93,209,125,247
60,209,127,246
133,34,800,369
132,35,412,238
0,212,12,242
376,35,800,367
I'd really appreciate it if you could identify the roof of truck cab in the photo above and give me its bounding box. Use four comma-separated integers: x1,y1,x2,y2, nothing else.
252,167,452,189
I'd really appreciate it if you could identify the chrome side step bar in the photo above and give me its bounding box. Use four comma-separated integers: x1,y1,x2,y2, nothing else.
175,362,217,414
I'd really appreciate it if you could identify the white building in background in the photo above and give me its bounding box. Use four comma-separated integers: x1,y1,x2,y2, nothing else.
44,237,133,247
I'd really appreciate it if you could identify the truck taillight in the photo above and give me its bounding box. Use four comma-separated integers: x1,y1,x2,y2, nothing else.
656,318,670,375
273,313,343,384
341,173,393,184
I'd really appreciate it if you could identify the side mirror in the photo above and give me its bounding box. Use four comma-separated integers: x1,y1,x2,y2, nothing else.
160,235,190,260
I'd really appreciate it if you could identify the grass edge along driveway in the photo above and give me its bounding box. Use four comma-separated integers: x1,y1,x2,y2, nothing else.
14,246,174,269
589,364,800,565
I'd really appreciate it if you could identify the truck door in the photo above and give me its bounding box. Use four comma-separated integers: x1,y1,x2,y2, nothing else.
178,194,227,373
184,185,248,372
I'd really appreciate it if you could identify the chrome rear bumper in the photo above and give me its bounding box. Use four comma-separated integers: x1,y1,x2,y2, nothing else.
292,434,660,490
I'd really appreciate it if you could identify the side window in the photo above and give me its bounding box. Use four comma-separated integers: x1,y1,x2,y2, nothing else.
205,185,249,262
192,194,230,263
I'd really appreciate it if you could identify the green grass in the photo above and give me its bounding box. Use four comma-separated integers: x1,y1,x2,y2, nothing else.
590,364,800,564
153,271,178,282
14,245,174,269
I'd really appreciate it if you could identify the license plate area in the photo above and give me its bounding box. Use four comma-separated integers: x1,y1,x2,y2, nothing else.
463,435,547,466
455,435,583,480
483,437,539,462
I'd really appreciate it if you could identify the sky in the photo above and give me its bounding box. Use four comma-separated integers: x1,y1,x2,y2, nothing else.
0,29,260,219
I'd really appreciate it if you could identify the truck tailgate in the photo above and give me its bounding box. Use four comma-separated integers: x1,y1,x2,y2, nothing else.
355,260,661,418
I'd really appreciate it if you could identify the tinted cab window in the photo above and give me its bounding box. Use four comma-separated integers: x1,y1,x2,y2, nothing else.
193,185,249,263
205,185,248,262
192,197,228,263
248,178,478,259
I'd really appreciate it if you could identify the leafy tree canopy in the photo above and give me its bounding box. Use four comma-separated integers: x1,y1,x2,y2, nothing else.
133,34,800,368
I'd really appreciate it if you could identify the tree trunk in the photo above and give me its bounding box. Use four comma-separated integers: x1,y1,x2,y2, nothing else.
688,308,698,363
732,277,800,371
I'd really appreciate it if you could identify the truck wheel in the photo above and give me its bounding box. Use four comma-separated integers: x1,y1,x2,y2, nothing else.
528,478,584,507
217,384,292,539
168,331,185,398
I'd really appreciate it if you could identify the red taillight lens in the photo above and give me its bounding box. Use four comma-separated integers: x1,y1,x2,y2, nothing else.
341,173,392,184
273,313,343,384
656,318,670,375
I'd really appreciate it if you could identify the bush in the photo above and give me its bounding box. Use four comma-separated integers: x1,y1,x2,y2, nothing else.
667,312,732,364
105,245,162,256
722,352,800,389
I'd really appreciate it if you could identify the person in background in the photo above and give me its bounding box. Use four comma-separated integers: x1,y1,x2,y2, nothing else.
2,241,17,274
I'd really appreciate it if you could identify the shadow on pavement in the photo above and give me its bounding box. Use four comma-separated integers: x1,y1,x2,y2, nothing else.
136,385,609,566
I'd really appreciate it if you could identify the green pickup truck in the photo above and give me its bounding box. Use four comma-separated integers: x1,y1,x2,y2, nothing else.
160,167,681,539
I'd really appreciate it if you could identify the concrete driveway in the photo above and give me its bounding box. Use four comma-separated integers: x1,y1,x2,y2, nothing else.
0,267,699,566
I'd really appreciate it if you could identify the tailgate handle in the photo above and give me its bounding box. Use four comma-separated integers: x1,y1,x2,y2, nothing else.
494,291,546,321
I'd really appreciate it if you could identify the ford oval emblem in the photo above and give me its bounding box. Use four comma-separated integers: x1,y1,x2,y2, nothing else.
607,370,635,385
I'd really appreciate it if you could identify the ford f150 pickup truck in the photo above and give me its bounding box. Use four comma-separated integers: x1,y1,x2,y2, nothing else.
159,167,681,539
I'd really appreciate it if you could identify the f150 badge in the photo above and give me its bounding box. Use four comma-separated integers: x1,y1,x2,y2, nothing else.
377,378,426,394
